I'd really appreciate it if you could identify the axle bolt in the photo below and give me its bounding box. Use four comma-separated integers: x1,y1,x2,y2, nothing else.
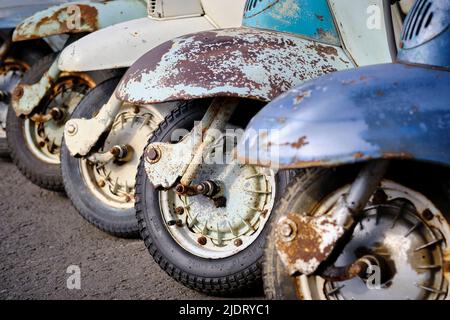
145,147,159,163
278,218,297,242
50,107,64,121
66,123,77,135
197,236,207,246
38,141,46,148
175,184,186,194
280,223,293,237
422,209,434,221
98,180,106,188
234,238,243,247
175,207,184,215
13,86,23,99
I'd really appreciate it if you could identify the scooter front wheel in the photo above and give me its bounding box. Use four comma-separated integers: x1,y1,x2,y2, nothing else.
264,164,450,300
6,53,115,191
135,100,290,295
61,77,170,237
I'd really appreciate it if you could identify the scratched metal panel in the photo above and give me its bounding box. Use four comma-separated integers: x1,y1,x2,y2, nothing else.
242,0,340,46
329,0,393,66
116,27,353,104
236,63,450,169
12,0,147,41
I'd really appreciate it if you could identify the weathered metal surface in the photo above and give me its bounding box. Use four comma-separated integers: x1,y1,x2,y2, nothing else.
64,94,177,157
12,56,60,116
237,63,450,169
328,0,394,65
116,27,352,104
12,0,147,42
243,0,340,46
58,16,214,71
276,214,345,276
397,0,450,68
0,0,73,29
143,98,238,189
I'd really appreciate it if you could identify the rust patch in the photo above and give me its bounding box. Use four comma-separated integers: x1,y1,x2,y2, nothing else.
277,117,286,124
354,152,364,159
275,213,343,275
293,90,311,104
315,14,324,21
117,28,350,104
306,42,338,59
14,4,98,41
376,90,385,97
291,136,308,149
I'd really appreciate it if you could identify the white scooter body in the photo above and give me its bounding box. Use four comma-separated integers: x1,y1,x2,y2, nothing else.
59,0,245,71
62,0,246,156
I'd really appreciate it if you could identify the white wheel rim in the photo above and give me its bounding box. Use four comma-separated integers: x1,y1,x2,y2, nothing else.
159,159,277,259
80,104,163,209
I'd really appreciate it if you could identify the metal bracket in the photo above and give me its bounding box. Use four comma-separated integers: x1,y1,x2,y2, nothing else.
64,94,122,157
276,160,389,276
143,97,238,189
12,56,60,117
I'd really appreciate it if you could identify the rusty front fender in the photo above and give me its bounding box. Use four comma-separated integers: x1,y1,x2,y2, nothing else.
12,0,147,42
116,27,354,105
236,63,450,169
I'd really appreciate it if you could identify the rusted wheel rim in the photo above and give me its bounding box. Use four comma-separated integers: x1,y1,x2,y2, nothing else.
296,180,450,300
159,133,277,259
80,104,163,209
24,73,95,164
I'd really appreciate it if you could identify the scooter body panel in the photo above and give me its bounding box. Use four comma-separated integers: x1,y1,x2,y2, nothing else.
12,0,147,41
236,63,450,169
116,27,354,104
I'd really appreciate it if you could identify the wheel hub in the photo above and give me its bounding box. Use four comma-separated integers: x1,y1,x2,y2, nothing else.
299,181,450,300
24,75,94,164
160,161,276,259
82,105,162,208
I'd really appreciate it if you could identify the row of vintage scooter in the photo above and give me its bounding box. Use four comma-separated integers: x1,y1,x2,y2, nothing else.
1,0,449,299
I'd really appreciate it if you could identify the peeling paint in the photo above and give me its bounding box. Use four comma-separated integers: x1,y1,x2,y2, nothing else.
237,63,450,169
117,28,352,104
12,0,146,41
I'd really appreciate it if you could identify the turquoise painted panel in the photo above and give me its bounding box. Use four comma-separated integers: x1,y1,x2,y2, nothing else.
242,0,340,46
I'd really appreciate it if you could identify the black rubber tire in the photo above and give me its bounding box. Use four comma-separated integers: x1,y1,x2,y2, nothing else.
0,138,7,158
61,76,139,238
135,101,291,295
6,53,118,191
263,163,450,300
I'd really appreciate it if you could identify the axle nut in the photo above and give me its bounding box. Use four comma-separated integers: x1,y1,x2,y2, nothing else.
66,123,78,135
278,217,297,242
145,147,160,163
13,86,23,99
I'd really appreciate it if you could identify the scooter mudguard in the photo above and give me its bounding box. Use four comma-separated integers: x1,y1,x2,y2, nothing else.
57,16,215,71
236,63,450,169
115,27,353,104
0,0,73,29
12,0,147,41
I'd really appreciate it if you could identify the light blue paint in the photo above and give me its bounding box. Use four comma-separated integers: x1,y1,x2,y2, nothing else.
242,0,340,46
237,63,450,168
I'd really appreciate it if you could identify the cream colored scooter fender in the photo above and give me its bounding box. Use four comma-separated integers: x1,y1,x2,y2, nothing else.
63,0,246,157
